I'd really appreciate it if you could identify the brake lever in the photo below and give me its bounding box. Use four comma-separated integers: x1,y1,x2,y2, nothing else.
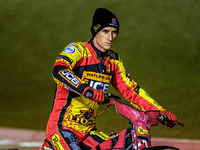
106,93,121,100
103,93,121,104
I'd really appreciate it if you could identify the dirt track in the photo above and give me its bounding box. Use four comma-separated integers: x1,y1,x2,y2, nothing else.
0,127,200,150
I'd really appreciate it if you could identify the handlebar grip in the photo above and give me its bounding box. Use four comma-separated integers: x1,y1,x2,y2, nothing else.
159,114,184,127
159,114,169,122
85,90,93,98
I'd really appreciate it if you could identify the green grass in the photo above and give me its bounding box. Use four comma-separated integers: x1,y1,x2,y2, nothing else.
1,0,200,139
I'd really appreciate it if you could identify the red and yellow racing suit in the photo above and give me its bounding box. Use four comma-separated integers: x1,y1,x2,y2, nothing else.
44,39,165,150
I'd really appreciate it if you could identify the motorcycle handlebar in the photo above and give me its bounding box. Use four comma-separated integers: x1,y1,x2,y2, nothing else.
87,92,184,127
106,93,184,127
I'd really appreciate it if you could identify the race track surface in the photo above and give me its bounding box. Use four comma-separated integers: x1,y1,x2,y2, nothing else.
0,127,199,150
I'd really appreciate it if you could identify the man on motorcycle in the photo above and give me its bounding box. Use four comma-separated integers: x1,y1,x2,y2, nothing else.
40,8,177,150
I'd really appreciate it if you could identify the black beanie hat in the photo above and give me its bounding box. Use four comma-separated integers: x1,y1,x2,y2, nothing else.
91,8,119,37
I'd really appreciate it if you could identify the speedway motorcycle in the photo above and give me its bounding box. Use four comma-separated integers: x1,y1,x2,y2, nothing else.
91,93,184,150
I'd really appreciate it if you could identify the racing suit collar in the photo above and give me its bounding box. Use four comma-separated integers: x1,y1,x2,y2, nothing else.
87,39,106,61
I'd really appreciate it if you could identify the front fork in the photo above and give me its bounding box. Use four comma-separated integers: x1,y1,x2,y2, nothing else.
129,128,151,150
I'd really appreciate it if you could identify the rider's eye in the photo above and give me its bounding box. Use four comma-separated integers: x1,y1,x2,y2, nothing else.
103,30,109,33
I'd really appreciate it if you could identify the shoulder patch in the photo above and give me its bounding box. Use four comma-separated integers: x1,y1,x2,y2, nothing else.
107,50,119,60
64,46,76,54
69,44,82,53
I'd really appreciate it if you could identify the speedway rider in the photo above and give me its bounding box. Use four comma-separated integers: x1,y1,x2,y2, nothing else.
40,8,177,150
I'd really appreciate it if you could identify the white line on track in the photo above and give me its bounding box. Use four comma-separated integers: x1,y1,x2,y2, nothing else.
0,139,16,145
19,142,42,147
0,139,42,147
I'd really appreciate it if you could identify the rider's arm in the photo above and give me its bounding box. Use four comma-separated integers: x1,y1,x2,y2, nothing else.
111,56,165,111
52,43,106,103
52,44,89,95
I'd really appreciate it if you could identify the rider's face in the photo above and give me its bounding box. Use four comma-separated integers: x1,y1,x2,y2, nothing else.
93,27,118,52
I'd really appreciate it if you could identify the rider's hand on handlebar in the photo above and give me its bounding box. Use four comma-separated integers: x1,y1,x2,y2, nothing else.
160,110,177,128
83,87,105,103
83,88,120,105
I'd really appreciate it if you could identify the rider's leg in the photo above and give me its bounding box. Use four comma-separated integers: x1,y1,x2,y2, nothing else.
40,129,81,150
81,128,109,150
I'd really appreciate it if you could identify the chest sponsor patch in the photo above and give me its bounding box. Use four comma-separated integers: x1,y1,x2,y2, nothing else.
64,46,76,54
82,71,111,83
81,71,111,92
